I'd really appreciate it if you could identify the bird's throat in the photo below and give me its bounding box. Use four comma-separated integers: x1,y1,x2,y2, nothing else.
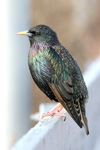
29,41,48,56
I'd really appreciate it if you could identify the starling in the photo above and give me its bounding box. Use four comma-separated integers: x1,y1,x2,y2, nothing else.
17,25,89,135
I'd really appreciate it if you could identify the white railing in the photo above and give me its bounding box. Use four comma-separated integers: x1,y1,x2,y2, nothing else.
11,56,100,150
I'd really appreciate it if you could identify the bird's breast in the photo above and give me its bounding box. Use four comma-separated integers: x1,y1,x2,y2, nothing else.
28,48,52,84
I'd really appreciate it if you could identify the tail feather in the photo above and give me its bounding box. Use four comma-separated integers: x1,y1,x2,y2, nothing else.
81,115,89,135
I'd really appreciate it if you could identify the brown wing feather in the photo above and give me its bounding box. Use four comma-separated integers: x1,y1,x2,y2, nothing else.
48,77,83,128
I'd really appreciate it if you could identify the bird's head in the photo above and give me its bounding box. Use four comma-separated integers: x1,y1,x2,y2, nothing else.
17,25,59,46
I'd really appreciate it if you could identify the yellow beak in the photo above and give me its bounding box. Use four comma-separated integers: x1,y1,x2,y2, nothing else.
16,30,28,35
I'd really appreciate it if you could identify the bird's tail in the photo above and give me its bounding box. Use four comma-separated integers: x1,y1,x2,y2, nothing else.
81,115,89,135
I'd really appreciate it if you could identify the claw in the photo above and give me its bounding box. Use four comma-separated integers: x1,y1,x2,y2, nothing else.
39,103,66,121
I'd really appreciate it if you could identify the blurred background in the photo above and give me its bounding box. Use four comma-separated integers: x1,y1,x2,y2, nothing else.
0,0,100,149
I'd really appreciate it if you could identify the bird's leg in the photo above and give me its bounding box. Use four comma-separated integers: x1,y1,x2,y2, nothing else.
39,103,66,121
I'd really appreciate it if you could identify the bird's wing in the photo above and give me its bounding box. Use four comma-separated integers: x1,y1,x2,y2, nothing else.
48,73,83,128
47,46,89,133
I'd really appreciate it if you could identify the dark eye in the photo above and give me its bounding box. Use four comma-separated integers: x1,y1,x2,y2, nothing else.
30,31,41,36
31,31,36,35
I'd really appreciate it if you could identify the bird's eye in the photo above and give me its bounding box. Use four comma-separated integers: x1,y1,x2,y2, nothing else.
30,31,41,36
30,31,36,35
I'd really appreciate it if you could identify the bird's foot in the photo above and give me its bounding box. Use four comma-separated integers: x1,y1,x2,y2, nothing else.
39,103,66,121
39,112,66,121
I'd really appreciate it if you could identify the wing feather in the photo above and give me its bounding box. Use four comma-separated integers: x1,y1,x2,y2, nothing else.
49,74,83,128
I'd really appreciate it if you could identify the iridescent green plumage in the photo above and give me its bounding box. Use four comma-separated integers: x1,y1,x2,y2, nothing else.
18,25,89,135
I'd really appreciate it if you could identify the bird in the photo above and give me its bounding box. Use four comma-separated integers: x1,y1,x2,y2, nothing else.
17,24,89,135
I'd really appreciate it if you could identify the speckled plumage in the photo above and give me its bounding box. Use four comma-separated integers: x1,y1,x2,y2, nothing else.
19,25,89,135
